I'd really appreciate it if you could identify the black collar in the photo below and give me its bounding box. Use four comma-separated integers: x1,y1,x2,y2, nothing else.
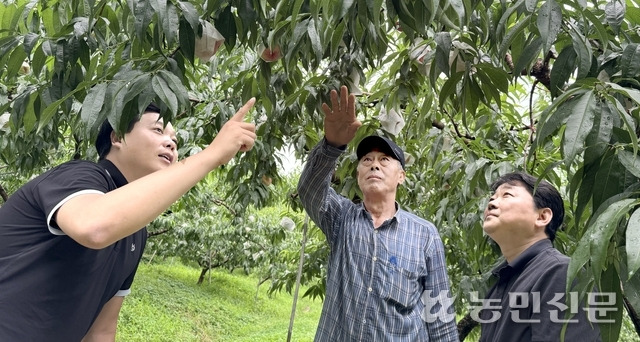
98,159,128,187
492,239,553,278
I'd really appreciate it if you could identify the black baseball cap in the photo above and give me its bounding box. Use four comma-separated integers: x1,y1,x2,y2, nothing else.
356,135,405,169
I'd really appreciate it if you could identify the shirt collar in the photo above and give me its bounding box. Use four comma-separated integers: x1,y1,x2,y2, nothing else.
98,159,129,187
358,201,403,228
492,239,553,277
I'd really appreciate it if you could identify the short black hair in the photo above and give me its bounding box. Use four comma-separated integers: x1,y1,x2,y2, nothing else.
490,171,565,242
94,103,161,160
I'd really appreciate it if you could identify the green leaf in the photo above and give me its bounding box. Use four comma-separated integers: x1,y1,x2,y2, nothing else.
162,1,179,46
607,93,640,155
474,68,502,107
589,198,636,283
623,272,640,324
582,7,609,49
567,231,591,291
439,70,463,108
476,64,510,93
0,36,21,61
5,43,27,81
593,152,626,211
292,0,305,27
498,15,532,62
339,0,355,19
31,41,46,77
537,0,562,53
448,0,466,28
39,97,68,132
329,21,346,60
605,0,625,33
216,5,236,49
563,91,596,166
618,150,640,179
158,70,188,110
373,0,384,29
533,87,585,148
22,32,39,55
178,17,195,65
525,0,537,12
620,43,640,78
597,265,623,342
550,45,577,98
583,99,613,165
176,1,199,31
307,18,322,63
495,0,526,41
627,208,640,279
606,82,640,105
80,83,108,133
434,31,452,76
152,73,178,115
393,0,418,34
512,37,542,80
130,0,154,41
285,19,309,72
574,162,596,223
629,7,640,26
568,23,592,79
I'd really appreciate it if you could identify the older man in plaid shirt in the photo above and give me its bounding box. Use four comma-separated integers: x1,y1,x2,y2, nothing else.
297,86,458,341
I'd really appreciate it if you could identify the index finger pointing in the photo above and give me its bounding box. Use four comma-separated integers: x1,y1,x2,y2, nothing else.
230,97,256,122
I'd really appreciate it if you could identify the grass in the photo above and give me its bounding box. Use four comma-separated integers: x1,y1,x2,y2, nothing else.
116,259,640,342
116,260,322,342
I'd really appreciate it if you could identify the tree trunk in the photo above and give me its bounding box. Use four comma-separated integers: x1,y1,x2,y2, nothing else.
457,312,479,341
0,182,8,203
624,294,640,338
287,214,309,342
197,267,208,285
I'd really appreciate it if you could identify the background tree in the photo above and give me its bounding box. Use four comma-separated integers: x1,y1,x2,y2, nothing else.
1,0,640,340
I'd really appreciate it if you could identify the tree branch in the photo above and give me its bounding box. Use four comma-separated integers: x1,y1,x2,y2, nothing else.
443,110,475,140
624,294,640,337
0,182,8,203
457,312,479,341
212,198,237,216
505,51,554,92
147,228,171,238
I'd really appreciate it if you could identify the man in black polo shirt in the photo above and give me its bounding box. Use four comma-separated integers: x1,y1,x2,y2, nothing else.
478,172,601,341
0,100,257,341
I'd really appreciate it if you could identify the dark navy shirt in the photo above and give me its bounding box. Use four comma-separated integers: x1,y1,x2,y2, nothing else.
0,159,146,341
479,239,601,341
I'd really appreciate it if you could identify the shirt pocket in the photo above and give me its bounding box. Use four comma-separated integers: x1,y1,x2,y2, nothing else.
380,258,422,310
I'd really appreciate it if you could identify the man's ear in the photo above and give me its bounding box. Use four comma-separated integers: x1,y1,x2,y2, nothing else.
535,207,553,229
110,131,122,147
397,169,406,185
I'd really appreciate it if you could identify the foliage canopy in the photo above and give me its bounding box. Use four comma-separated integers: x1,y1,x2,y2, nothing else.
1,0,640,340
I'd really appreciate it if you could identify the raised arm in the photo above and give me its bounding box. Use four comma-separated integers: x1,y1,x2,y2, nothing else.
56,99,257,249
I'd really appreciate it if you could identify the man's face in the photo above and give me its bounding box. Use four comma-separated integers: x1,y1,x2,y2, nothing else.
115,112,178,180
356,149,405,196
482,182,541,242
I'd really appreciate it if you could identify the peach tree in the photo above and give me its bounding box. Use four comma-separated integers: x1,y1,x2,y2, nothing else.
1,0,640,340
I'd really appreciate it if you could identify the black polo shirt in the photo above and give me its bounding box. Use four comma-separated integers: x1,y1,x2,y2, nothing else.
478,239,601,342
0,159,147,341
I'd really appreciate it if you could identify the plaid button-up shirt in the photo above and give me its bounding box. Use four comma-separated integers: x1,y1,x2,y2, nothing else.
298,139,459,342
